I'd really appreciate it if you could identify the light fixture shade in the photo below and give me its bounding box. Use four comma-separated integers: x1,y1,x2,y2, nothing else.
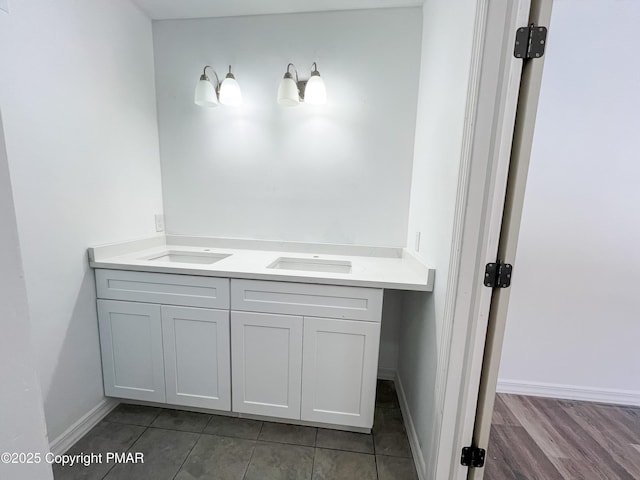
278,76,300,106
194,78,218,107
304,75,326,105
219,76,242,106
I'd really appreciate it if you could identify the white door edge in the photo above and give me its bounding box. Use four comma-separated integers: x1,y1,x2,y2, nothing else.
466,2,555,479
426,0,534,479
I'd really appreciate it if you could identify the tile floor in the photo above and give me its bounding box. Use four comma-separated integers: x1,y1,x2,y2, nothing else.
53,380,418,480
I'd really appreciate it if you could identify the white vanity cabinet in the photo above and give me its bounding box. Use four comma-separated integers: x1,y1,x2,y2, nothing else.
231,311,303,419
95,269,231,410
97,299,166,402
301,316,380,428
161,306,230,410
231,279,383,428
94,269,384,429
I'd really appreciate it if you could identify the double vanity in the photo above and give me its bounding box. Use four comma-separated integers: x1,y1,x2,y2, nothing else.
89,236,433,432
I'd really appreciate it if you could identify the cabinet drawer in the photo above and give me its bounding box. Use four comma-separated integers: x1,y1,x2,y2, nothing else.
96,269,229,309
231,279,383,322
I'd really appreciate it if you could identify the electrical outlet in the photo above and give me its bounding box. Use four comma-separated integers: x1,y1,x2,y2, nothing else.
154,214,165,232
415,231,421,252
0,0,10,14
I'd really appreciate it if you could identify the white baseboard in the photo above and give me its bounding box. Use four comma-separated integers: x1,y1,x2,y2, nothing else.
497,379,640,407
377,367,396,381
395,374,427,480
49,398,120,455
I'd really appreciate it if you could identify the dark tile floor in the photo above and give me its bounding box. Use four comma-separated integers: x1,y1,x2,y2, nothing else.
53,380,418,480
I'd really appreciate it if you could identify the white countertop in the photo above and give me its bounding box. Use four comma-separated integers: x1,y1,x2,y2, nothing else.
88,235,434,291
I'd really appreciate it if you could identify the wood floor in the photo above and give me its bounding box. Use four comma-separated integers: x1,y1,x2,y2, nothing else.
485,393,640,480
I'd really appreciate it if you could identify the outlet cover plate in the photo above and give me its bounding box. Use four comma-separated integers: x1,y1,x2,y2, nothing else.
154,214,165,232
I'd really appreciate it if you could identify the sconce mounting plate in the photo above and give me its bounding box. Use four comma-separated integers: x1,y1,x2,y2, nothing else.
297,80,308,101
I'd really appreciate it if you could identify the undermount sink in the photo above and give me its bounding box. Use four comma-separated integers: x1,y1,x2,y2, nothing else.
143,250,231,265
267,257,352,274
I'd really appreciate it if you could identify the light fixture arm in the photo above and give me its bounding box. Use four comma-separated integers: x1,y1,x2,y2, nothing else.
285,63,299,84
200,65,221,96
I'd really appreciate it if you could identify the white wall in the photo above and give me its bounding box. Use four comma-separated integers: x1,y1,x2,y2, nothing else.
397,0,478,477
379,290,403,373
0,111,53,479
0,0,164,440
499,0,640,403
153,8,421,247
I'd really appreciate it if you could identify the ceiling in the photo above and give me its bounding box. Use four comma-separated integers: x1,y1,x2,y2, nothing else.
131,0,423,20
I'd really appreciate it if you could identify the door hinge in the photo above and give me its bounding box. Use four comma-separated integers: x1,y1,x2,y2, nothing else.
484,262,512,288
461,446,486,468
514,24,547,59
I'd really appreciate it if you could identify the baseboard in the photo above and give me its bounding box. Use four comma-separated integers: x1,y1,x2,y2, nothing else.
49,398,120,455
377,367,396,381
395,374,427,480
497,379,640,407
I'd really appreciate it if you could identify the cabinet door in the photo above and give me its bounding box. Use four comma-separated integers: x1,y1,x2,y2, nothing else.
97,300,165,402
301,317,381,428
162,306,231,410
231,311,303,419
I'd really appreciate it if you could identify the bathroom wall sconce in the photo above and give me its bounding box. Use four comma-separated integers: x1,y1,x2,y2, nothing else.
277,62,327,106
194,65,243,107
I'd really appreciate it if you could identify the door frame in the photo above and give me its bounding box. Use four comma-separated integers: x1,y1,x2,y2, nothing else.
467,1,554,479
422,0,552,478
